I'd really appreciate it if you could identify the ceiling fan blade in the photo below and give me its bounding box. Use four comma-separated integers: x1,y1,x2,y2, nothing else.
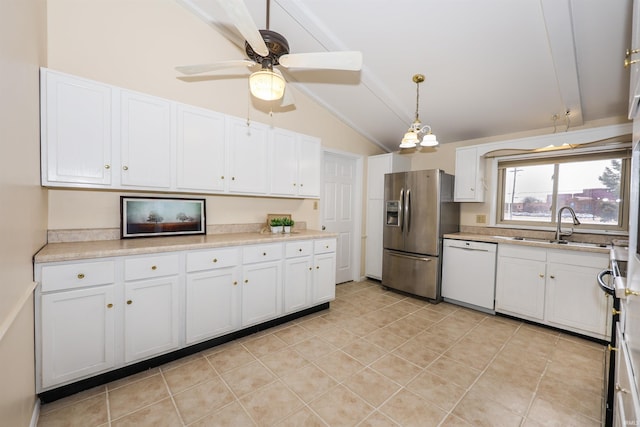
278,51,363,71
216,0,269,57
175,60,256,75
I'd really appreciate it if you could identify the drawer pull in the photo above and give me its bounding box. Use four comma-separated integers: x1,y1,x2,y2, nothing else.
123,165,128,171
550,275,555,279
233,281,238,286
309,267,312,271
244,279,248,284
263,252,267,256
539,273,544,278
126,300,133,305
107,303,113,308
325,245,329,249
316,266,320,269
299,248,303,252
151,265,157,270
104,165,110,169
77,273,85,279
213,258,218,263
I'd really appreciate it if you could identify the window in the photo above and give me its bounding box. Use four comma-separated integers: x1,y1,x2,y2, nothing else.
497,149,630,231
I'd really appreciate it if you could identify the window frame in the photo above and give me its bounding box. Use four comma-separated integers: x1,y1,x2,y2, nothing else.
495,148,631,232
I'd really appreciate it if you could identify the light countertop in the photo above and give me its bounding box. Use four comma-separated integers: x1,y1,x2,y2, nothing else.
443,232,612,254
34,230,337,263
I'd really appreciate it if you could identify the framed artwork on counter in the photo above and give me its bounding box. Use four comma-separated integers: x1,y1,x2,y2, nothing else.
120,196,206,238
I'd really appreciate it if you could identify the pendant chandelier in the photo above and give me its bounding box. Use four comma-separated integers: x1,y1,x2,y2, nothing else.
400,74,438,149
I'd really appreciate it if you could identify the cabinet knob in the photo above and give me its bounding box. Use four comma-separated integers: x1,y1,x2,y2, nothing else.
325,245,329,248
126,300,133,305
624,49,640,68
539,273,544,278
316,266,320,269
233,281,238,286
232,177,235,181
122,165,129,171
613,308,622,315
550,275,555,279
104,165,110,169
309,267,312,271
470,187,474,191
300,184,303,187
263,252,267,256
625,288,640,297
77,273,85,279
151,265,157,270
608,344,618,352
213,258,218,263
244,279,248,284
221,176,224,179
298,248,303,252
293,183,297,186
107,303,113,308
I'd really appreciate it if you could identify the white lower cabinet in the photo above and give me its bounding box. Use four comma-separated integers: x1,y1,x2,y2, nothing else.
185,248,241,345
495,244,610,339
40,285,116,389
242,262,282,326
124,276,180,363
35,236,336,392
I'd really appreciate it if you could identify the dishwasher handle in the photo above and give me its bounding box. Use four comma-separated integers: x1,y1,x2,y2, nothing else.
448,245,491,252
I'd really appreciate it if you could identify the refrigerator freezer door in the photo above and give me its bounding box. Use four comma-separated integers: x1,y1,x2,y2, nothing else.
404,170,441,256
383,173,406,251
382,249,440,300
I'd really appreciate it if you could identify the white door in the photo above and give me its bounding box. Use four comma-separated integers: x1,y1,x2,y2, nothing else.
322,152,357,284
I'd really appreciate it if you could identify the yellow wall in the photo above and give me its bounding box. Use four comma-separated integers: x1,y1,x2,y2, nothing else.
0,0,48,424
46,0,383,233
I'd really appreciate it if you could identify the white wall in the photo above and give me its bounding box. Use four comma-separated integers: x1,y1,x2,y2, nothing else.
0,0,48,424
45,0,384,233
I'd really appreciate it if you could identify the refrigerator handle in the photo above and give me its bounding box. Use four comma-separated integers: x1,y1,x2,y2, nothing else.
405,189,411,232
399,188,404,232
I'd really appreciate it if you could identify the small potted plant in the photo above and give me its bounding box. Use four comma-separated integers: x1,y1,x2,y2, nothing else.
282,217,294,233
269,217,283,234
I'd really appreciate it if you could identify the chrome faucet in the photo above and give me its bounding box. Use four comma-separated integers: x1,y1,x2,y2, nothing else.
555,206,581,242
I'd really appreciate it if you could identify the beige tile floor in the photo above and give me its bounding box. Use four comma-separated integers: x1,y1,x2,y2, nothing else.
37,280,605,427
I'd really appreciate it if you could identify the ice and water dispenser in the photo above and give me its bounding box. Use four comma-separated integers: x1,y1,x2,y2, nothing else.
385,201,400,226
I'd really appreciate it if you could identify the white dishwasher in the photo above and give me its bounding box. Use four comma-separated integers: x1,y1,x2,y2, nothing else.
442,238,497,313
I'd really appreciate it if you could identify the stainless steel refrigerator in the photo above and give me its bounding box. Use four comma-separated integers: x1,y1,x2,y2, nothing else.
382,169,459,300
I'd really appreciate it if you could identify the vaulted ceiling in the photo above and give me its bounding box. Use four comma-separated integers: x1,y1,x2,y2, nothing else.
178,0,634,152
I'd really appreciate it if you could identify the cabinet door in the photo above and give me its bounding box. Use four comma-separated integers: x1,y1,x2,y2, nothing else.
270,128,298,196
226,117,269,194
283,256,312,313
41,69,113,186
365,198,384,279
120,90,172,189
41,285,116,388
124,276,180,362
629,0,640,119
495,256,545,320
454,147,484,202
185,267,240,344
313,252,336,304
176,104,226,192
297,135,321,197
546,262,609,337
242,261,281,326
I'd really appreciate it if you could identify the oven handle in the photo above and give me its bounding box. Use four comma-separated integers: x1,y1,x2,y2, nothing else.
597,269,616,296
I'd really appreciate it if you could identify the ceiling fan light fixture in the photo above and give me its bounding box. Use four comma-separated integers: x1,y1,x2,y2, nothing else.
249,68,285,101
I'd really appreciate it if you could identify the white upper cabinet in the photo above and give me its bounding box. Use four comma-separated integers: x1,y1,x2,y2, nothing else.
120,90,173,189
40,68,322,198
454,146,485,202
226,117,269,195
41,69,113,186
270,130,321,198
270,128,298,196
176,104,226,192
297,135,321,197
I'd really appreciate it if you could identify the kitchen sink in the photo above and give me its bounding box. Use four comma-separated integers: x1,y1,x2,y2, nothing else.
492,235,609,249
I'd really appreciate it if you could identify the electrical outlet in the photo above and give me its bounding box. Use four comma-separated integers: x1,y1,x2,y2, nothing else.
313,200,318,210
476,214,487,224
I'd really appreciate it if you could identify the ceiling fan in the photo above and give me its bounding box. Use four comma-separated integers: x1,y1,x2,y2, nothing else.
175,0,363,102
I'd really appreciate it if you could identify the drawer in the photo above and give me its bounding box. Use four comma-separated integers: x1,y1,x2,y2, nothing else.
314,239,336,254
187,247,240,272
498,244,546,261
285,241,313,258
40,260,115,292
124,254,180,281
243,243,282,264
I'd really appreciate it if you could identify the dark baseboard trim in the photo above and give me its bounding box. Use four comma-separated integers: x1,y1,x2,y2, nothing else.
38,302,330,404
